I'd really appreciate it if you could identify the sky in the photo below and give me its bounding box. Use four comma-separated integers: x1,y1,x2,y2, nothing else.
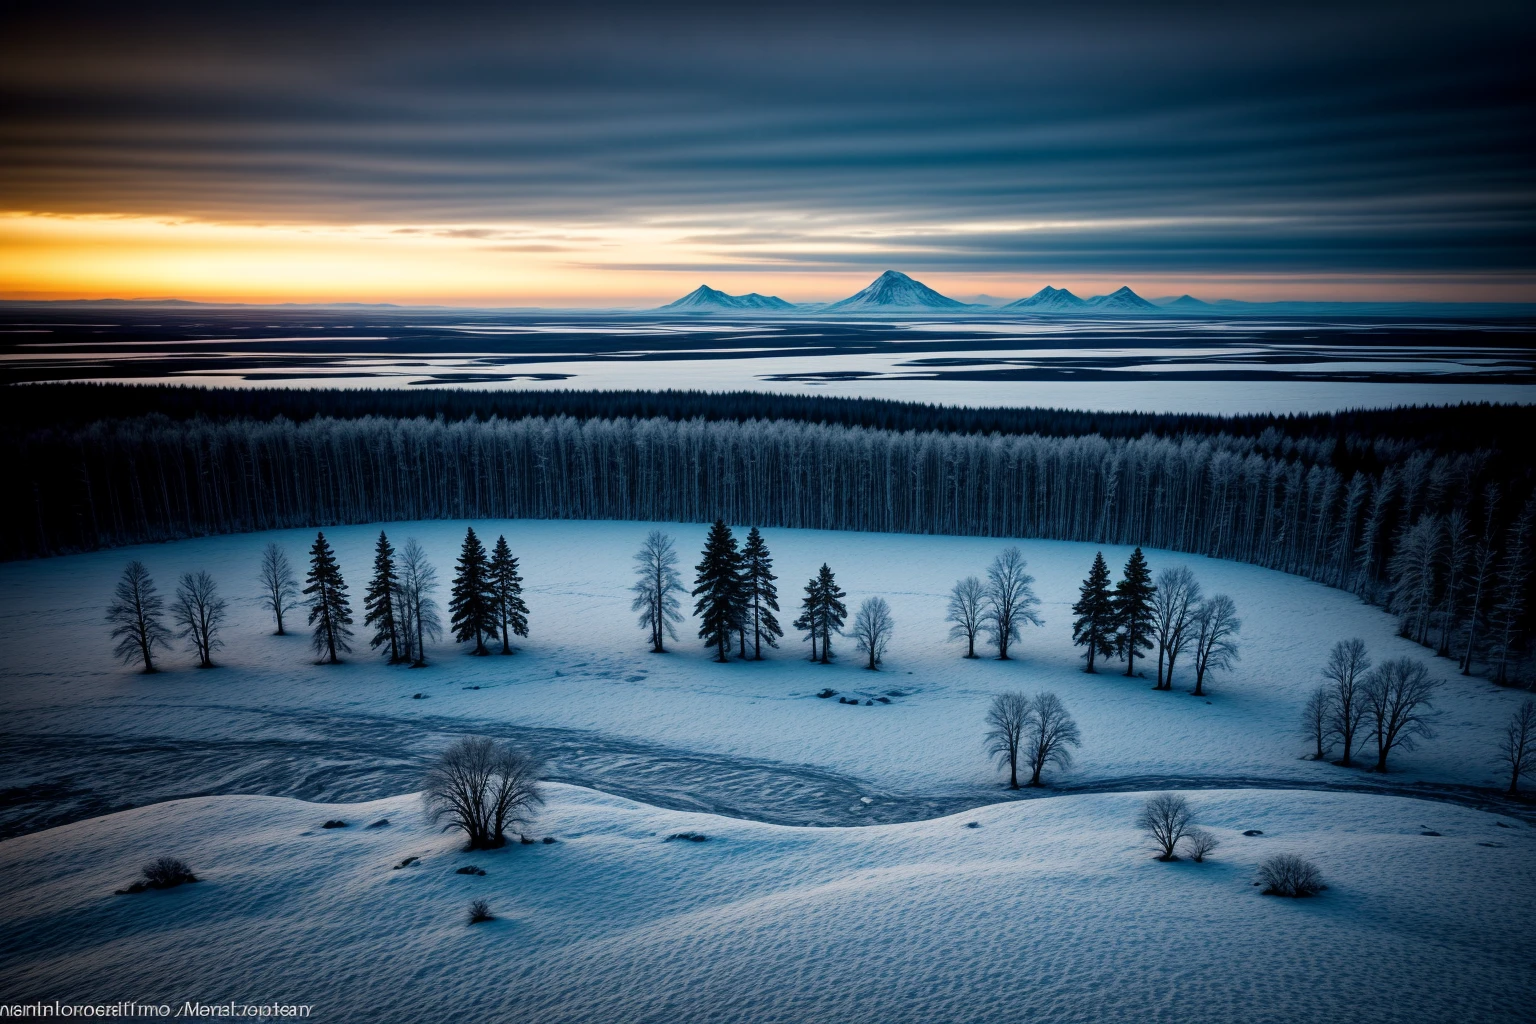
2,0,1533,306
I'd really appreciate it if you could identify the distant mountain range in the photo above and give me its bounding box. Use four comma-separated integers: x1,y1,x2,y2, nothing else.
659,271,1195,314
7,276,1529,315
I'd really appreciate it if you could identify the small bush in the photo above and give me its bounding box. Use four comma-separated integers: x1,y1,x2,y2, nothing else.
139,857,198,889
456,865,486,876
1257,854,1325,897
468,899,494,924
1184,829,1219,863
321,820,348,829
666,831,709,842
816,688,837,699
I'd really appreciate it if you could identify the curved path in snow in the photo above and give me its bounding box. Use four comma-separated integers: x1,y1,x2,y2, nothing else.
3,705,1531,840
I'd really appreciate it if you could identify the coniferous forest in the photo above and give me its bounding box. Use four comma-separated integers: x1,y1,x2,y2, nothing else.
3,385,1533,679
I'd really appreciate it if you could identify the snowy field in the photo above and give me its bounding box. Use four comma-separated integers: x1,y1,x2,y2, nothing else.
0,520,1528,836
1,785,1531,1022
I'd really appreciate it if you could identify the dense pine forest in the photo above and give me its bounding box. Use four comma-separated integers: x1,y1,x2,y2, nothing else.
4,385,1533,679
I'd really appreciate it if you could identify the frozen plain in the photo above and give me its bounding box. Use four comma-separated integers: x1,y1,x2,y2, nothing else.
2,520,1535,1021
0,519,1527,809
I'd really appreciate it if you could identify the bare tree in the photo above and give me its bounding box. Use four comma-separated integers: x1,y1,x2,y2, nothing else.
397,538,442,668
1301,685,1334,760
1023,692,1081,786
631,530,685,654
852,597,895,670
946,576,986,658
1151,567,1202,690
1361,658,1439,772
423,736,544,850
173,570,226,668
1497,699,1536,794
1323,638,1371,766
984,692,1033,789
1189,594,1240,696
983,547,1043,660
1183,829,1219,863
107,560,172,673
258,543,299,636
1138,793,1194,861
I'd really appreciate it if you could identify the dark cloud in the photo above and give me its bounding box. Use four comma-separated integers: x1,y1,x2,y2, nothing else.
2,1,1532,277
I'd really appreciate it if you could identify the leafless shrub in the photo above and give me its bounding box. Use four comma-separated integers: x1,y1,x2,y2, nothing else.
1257,854,1325,897
141,857,198,888
423,736,544,850
468,899,494,924
1183,829,1219,862
1137,793,1194,861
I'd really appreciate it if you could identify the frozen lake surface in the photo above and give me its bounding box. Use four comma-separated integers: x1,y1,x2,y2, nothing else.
3,306,1532,412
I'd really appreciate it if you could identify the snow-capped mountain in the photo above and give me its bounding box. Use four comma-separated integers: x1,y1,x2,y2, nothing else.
659,285,795,311
1004,285,1088,311
1083,286,1160,311
822,270,971,311
1159,294,1213,310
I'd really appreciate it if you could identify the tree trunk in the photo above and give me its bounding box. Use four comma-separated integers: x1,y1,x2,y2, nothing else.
966,633,976,658
1008,754,1018,789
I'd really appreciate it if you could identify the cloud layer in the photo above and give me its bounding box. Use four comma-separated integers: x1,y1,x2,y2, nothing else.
2,1,1533,288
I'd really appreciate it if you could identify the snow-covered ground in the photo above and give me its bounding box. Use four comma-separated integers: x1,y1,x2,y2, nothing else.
0,521,1527,827
1,785,1531,1022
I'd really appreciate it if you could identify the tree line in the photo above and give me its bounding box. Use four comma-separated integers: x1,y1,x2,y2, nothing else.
10,408,1528,648
109,526,527,671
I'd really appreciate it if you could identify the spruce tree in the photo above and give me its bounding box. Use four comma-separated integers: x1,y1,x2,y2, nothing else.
739,527,783,659
812,563,847,664
364,530,403,663
1112,547,1156,677
488,534,529,655
1072,551,1116,673
449,526,496,655
304,531,353,664
794,573,824,662
693,519,742,662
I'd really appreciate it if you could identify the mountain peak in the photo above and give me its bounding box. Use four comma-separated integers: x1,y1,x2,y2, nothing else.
1084,286,1158,311
1004,285,1087,310
659,285,794,311
823,270,969,311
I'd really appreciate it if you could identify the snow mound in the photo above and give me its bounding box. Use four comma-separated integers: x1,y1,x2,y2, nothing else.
2,787,1531,1023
